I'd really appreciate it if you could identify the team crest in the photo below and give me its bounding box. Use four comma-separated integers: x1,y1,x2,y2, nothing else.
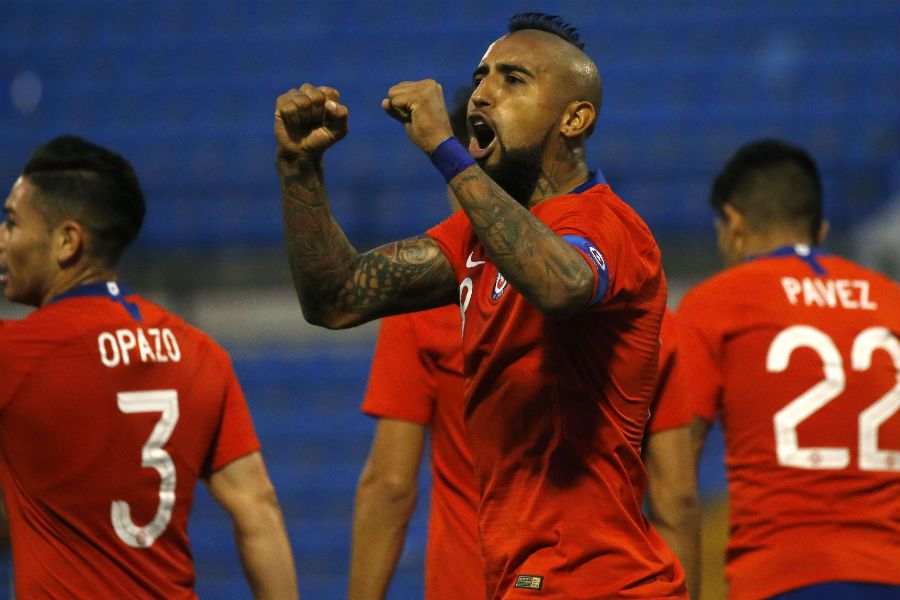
491,271,509,302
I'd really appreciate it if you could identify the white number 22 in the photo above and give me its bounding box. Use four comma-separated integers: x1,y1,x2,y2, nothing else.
111,390,180,548
768,326,900,471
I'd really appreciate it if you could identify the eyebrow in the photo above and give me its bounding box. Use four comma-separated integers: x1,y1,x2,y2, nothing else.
473,62,536,80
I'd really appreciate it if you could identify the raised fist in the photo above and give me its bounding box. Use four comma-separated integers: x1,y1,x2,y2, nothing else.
382,80,453,154
275,84,349,162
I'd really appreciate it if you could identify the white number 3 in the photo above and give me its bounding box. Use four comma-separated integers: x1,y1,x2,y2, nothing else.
111,390,180,548
769,326,900,472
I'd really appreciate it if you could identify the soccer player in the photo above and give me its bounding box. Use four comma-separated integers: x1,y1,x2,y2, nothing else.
349,93,483,600
677,139,900,599
645,310,701,600
0,136,298,599
275,12,686,599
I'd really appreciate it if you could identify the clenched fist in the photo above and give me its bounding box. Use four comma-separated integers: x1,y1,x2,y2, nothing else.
275,84,349,163
382,80,454,154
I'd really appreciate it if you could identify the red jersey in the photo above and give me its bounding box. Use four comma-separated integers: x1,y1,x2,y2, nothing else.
677,246,900,599
362,304,483,600
427,173,685,600
0,282,260,599
648,310,693,435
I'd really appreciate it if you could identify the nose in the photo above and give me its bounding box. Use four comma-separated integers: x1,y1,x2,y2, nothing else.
471,76,494,109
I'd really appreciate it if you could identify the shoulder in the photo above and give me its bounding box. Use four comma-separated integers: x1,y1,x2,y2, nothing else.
133,296,233,365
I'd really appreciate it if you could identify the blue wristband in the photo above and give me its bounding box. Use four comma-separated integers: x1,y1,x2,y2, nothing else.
429,137,476,182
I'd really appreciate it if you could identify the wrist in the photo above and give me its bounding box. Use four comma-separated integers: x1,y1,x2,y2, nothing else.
276,150,322,175
429,137,476,182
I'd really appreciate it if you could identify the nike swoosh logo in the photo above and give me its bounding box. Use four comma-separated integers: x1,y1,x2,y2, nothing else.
466,252,486,268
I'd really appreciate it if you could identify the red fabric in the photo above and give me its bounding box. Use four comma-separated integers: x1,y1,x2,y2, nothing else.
647,310,693,434
0,294,260,599
362,305,483,600
427,184,685,600
677,253,900,599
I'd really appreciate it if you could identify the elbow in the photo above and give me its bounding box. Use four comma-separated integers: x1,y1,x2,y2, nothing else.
532,268,596,320
356,470,418,515
300,306,363,330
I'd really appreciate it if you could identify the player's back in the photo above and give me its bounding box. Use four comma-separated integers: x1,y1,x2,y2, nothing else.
0,284,248,598
678,246,900,598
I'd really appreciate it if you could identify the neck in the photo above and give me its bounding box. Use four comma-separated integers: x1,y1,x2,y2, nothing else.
527,159,590,208
41,265,118,306
740,229,814,261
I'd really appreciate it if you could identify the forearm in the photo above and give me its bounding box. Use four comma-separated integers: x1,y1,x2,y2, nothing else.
278,157,362,326
349,481,418,600
450,166,592,317
232,495,299,600
648,496,701,599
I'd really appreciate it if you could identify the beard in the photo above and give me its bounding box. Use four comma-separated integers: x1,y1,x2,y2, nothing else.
481,141,544,206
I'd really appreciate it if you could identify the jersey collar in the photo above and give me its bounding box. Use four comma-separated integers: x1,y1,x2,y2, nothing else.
49,281,143,321
750,244,830,276
567,169,607,196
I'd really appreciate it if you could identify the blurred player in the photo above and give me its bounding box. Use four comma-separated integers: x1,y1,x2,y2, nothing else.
275,12,685,599
677,139,900,599
0,136,298,599
645,310,701,599
349,91,483,600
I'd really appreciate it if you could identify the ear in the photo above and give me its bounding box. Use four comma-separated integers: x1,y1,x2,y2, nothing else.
559,100,596,138
816,220,829,245
52,220,87,266
721,203,747,235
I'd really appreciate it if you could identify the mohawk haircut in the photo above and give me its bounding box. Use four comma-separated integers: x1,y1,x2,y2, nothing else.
508,12,585,50
711,139,823,243
23,135,146,267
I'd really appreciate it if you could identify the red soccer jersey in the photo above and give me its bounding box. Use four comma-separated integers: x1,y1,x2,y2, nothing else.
427,174,686,600
362,304,483,600
677,246,900,599
0,282,260,599
647,309,693,435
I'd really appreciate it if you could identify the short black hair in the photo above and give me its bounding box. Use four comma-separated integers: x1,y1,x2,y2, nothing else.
711,139,823,243
508,13,585,50
22,135,145,266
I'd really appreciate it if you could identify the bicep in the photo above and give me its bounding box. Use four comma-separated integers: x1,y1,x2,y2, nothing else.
330,236,457,327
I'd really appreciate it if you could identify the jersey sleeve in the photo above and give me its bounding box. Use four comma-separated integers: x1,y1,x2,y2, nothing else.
648,311,693,433
361,314,435,426
206,364,262,474
675,287,724,423
426,209,471,281
538,192,660,310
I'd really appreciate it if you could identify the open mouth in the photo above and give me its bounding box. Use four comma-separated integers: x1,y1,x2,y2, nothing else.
468,113,498,160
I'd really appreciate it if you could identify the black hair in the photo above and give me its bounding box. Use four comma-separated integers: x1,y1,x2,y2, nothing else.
710,139,823,243
22,135,145,266
508,12,585,50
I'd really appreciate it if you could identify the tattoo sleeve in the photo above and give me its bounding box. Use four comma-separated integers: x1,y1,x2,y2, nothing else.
449,166,595,317
279,160,457,327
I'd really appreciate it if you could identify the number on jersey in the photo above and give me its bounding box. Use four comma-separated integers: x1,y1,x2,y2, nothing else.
768,326,900,472
111,390,180,548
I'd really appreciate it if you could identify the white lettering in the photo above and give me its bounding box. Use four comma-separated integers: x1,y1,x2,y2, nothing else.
163,329,181,362
802,278,825,307
136,328,156,362
116,329,137,365
781,277,879,311
856,280,878,310
148,328,168,363
98,332,120,368
835,280,858,309
814,279,838,308
782,277,801,305
96,328,182,367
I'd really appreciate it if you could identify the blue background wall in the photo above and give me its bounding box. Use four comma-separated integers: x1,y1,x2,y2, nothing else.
0,2,898,598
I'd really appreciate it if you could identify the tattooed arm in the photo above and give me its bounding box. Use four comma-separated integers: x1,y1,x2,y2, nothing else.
276,84,457,329
383,80,595,319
